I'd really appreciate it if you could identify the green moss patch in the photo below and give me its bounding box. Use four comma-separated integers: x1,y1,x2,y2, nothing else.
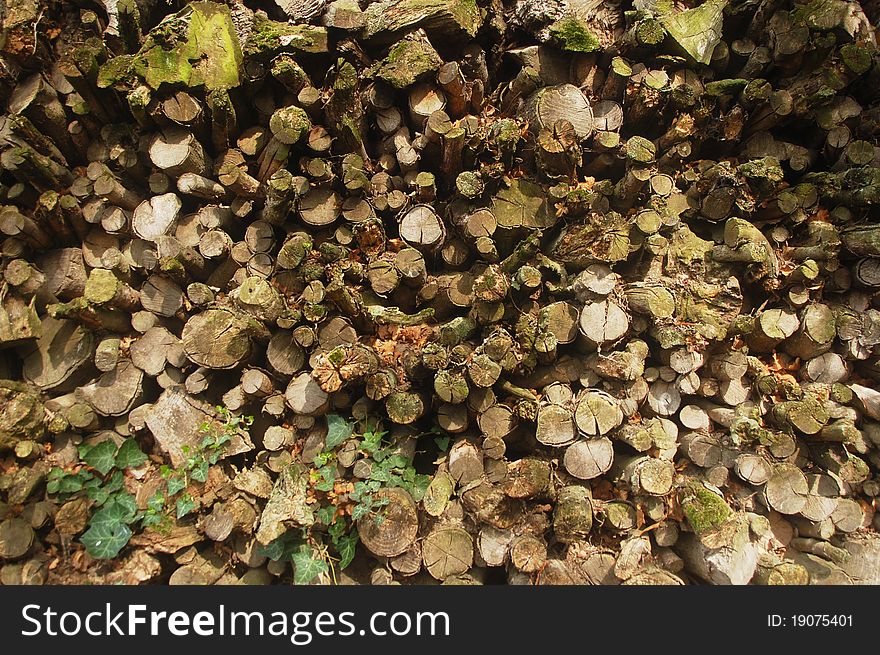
98,2,242,92
375,39,443,89
549,17,601,53
244,14,329,58
680,482,732,534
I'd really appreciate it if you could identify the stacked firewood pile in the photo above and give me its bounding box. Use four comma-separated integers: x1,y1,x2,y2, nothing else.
1,0,880,585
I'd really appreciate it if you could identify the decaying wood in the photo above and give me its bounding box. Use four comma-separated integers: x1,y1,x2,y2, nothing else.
2,0,880,587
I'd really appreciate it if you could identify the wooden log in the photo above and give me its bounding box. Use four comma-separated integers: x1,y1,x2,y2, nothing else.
574,389,623,437
764,464,809,515
510,534,547,574
149,127,208,176
21,316,94,392
83,268,139,312
616,455,675,496
448,439,484,485
408,82,446,128
563,438,614,480
502,458,550,499
422,525,473,581
182,308,268,370
299,187,341,227
139,275,183,318
536,403,577,447
285,372,330,416
358,487,419,558
130,327,178,377
578,300,629,347
38,249,87,300
78,360,144,417
385,391,426,424
132,193,182,242
734,454,773,486
521,84,593,140
399,204,446,250
0,206,52,249
679,432,722,469
477,403,517,439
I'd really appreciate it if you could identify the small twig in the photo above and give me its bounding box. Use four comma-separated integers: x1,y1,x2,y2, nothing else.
31,9,45,55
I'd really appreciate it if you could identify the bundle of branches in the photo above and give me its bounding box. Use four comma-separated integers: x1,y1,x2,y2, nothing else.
1,0,880,586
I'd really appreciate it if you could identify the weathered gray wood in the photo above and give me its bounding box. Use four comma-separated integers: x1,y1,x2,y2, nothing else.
563,438,614,480
78,360,144,417
132,193,182,243
149,128,208,176
182,308,268,370
285,372,330,416
145,389,254,468
22,317,94,392
422,525,474,580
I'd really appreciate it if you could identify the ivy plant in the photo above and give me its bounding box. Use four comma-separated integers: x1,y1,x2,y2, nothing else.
155,406,251,520
47,437,148,559
47,406,252,559
265,414,432,584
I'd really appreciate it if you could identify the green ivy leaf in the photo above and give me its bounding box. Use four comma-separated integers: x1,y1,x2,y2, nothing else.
47,468,92,495
82,440,118,475
434,436,450,452
141,513,164,529
87,485,110,506
115,439,148,469
327,517,345,540
81,520,132,559
314,464,337,492
142,492,166,527
408,474,432,502
104,491,138,522
325,414,353,451
257,533,296,561
103,470,125,493
147,492,166,512
176,494,197,518
361,430,383,454
167,475,186,496
333,530,359,570
81,491,138,558
72,473,96,491
190,460,209,482
369,467,390,483
351,503,372,521
313,451,333,467
315,505,336,526
291,546,328,585
256,542,283,561
385,454,410,469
